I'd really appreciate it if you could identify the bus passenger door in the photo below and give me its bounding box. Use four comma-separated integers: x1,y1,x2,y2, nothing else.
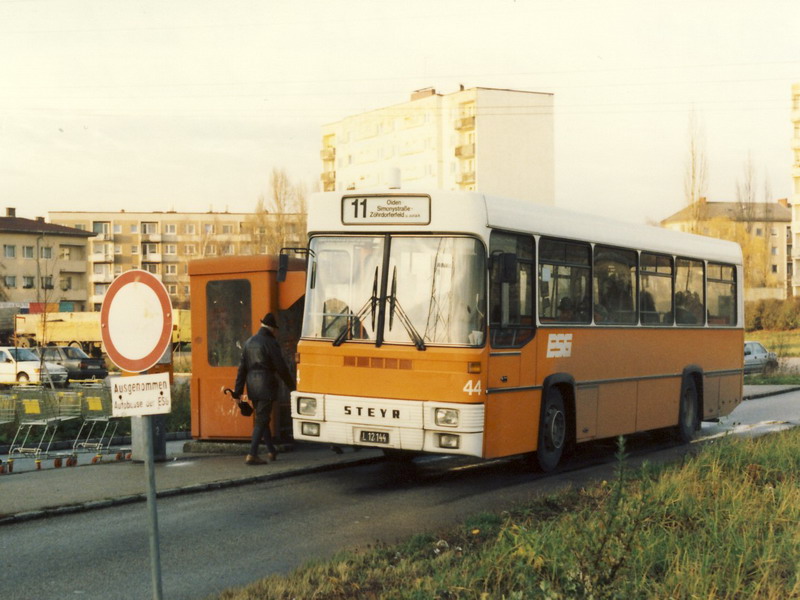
484,232,538,458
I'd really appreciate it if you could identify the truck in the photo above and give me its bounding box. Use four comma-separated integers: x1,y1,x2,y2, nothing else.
13,309,192,356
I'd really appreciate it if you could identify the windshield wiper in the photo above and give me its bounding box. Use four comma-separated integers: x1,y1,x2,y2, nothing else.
332,267,378,347
388,266,426,351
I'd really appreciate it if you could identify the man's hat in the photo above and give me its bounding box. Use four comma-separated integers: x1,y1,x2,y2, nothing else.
261,313,279,328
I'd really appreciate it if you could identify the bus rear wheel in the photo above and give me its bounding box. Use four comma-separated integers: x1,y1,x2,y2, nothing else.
536,388,567,472
674,377,699,443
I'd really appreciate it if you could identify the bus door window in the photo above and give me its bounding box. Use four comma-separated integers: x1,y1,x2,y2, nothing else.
489,232,535,347
640,253,674,325
593,246,637,325
675,258,705,325
206,279,252,366
303,236,384,341
707,263,737,325
384,237,486,346
538,238,591,324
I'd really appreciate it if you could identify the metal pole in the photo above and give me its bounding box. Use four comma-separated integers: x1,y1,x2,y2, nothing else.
143,415,164,600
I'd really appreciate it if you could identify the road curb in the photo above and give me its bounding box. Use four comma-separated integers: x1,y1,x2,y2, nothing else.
0,454,383,527
743,386,800,401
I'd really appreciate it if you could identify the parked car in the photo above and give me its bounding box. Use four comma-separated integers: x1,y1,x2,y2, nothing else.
0,346,69,386
31,345,108,383
744,341,778,375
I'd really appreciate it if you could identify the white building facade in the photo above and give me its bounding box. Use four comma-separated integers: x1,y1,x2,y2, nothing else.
321,87,554,205
791,82,800,295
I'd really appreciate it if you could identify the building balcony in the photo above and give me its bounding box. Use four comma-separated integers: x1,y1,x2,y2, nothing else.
142,253,162,263
90,272,114,284
321,171,336,184
320,147,336,161
454,116,475,130
89,253,114,263
455,143,475,158
93,233,114,242
59,260,87,273
141,233,162,243
457,171,476,185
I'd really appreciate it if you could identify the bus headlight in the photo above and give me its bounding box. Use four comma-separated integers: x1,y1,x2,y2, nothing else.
438,433,460,449
435,408,459,427
297,397,318,416
301,422,320,437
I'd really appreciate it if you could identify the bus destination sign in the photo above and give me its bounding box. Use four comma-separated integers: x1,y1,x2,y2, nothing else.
342,195,431,225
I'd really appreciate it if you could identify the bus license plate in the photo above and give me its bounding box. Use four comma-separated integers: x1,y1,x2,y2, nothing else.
360,430,389,444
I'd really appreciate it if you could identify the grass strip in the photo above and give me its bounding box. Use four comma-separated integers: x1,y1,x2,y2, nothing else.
214,429,800,600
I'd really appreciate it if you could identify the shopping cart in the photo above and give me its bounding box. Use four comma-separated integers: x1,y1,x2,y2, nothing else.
72,384,127,462
7,386,62,471
0,392,17,474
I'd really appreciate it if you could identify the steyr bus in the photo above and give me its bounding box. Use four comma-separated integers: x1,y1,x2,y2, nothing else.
290,190,743,471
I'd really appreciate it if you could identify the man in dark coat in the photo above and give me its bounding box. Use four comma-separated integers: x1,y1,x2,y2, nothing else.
233,312,296,465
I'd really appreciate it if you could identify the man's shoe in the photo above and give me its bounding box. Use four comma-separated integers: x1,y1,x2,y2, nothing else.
267,451,278,462
245,454,267,465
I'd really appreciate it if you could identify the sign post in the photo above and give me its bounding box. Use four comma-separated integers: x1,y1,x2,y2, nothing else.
101,270,173,600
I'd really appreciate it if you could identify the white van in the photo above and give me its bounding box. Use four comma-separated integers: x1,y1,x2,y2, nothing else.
0,346,69,386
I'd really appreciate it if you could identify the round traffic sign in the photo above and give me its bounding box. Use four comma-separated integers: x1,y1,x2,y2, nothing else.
100,270,173,373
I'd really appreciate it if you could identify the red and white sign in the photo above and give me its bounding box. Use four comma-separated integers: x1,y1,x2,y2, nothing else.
100,270,173,373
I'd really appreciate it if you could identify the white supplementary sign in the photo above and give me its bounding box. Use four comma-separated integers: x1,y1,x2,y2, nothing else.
111,372,172,417
546,333,573,358
342,195,431,225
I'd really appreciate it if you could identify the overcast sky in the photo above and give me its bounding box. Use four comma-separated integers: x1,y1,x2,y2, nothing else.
1,0,798,225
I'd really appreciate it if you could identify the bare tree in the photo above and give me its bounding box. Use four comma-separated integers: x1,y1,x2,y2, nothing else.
683,111,708,234
247,168,309,256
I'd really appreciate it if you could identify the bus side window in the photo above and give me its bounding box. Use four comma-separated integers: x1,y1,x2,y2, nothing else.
594,246,637,325
538,238,591,324
489,231,534,348
675,258,705,325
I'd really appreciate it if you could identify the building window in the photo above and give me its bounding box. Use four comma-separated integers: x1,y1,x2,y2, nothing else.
131,224,139,233
22,276,34,289
40,247,53,259
204,224,215,234
4,276,16,288
113,224,122,234
164,244,177,255
772,264,779,273
205,244,217,256
222,224,233,234
93,222,110,234
185,224,196,235
61,276,73,291
41,276,54,290
165,264,177,275
22,246,34,259
3,245,15,258
114,245,122,254
143,263,158,274
222,244,234,255
142,222,158,235
164,224,176,234
74,223,86,231
167,284,177,294
184,244,196,255
131,246,139,254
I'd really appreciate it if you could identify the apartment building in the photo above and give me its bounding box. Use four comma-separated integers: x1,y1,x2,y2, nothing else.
791,83,800,295
661,198,791,300
0,208,94,310
49,210,306,310
321,86,554,204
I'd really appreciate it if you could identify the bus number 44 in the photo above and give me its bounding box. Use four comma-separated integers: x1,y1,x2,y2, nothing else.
463,379,482,396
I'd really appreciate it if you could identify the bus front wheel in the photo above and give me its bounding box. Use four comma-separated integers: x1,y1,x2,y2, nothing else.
674,377,699,443
536,388,567,472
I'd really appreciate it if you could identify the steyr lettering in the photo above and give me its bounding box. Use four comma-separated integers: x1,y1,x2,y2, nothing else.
344,406,401,419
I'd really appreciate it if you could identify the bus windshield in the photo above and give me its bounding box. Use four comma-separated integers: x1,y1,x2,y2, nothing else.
302,235,486,347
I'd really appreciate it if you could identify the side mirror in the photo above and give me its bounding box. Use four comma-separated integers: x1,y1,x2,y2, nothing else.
497,253,518,284
277,253,289,283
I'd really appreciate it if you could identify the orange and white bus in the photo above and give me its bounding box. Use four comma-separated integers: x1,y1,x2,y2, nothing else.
291,190,743,470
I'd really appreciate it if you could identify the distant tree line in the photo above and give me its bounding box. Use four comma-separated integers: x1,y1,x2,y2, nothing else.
746,298,800,331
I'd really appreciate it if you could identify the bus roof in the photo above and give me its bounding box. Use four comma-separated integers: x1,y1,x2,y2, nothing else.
308,190,743,265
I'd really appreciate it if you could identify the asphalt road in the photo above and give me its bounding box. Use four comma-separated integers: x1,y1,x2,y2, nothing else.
2,390,799,600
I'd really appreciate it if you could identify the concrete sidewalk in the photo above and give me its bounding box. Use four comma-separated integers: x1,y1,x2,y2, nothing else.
0,441,383,526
